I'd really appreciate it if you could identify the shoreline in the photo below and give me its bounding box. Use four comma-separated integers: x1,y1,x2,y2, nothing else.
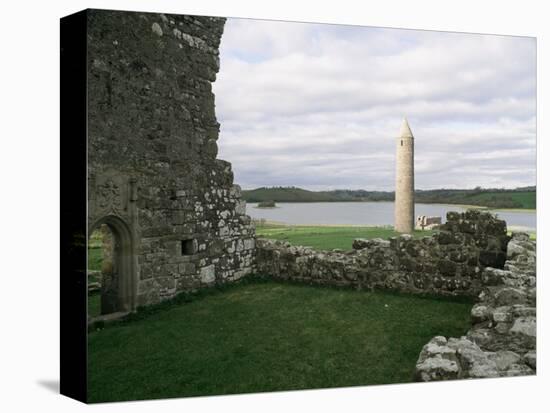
432,204,536,213
252,220,536,233
246,201,535,213
487,207,536,213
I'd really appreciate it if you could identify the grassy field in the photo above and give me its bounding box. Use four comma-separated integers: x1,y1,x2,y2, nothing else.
89,293,101,318
88,280,472,403
88,248,102,272
88,228,103,272
255,223,435,251
88,231,103,317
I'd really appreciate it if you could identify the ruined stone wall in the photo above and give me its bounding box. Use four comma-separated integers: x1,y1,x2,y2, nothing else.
256,210,509,297
87,9,255,309
415,232,536,380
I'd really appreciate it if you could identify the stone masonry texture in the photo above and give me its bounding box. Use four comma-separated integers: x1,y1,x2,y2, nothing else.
414,231,536,380
256,210,510,297
87,9,255,311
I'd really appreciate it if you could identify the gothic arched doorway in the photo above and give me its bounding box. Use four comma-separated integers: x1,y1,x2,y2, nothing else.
88,215,137,316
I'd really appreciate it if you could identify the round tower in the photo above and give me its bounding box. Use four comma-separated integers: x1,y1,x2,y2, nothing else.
394,118,415,233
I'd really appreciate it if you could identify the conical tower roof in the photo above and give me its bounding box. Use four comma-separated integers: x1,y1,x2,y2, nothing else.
399,118,414,138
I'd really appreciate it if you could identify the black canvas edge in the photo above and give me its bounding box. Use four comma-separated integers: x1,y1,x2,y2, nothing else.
60,9,88,404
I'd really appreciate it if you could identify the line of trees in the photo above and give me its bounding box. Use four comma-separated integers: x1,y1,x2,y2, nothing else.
242,186,536,209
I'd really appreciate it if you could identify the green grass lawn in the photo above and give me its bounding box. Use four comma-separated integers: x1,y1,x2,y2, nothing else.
89,293,101,318
88,228,104,272
88,246,103,318
255,223,435,251
88,247,102,272
88,280,472,403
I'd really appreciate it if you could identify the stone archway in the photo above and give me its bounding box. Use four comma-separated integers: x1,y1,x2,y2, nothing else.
89,215,137,315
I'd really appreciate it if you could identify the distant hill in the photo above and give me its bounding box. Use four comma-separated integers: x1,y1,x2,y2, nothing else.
242,186,536,209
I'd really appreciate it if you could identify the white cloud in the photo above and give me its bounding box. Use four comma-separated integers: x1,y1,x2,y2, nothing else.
213,18,536,190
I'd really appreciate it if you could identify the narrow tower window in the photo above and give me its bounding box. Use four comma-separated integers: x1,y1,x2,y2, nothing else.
401,140,403,146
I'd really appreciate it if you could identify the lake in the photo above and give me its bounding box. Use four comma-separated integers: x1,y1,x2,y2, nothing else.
246,202,536,232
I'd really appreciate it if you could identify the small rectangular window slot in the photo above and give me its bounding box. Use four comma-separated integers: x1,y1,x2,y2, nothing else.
181,239,195,255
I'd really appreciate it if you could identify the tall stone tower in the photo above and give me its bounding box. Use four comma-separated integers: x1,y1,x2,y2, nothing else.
394,118,415,233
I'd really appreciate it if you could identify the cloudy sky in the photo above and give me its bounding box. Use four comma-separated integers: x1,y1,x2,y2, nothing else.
213,18,536,191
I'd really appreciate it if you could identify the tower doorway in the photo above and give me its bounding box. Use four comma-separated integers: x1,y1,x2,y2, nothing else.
87,215,136,317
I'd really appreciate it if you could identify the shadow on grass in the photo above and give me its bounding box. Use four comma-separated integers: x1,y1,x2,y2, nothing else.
90,275,474,331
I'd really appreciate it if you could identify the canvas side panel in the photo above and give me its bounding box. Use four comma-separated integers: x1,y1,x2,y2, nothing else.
60,9,88,403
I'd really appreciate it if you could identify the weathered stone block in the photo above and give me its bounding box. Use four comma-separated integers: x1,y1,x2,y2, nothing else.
436,231,456,245
523,350,536,369
244,238,255,250
471,304,491,324
446,211,460,222
398,256,415,271
438,259,457,276
200,264,216,283
178,262,196,275
509,317,536,338
479,250,507,268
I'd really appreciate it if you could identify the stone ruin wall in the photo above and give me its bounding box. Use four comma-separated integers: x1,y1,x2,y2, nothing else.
87,10,255,308
415,232,536,380
256,210,510,297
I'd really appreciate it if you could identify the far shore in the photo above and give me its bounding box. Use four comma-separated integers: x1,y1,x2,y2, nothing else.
253,220,394,228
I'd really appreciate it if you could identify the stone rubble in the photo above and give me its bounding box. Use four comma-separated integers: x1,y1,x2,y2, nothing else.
415,232,536,381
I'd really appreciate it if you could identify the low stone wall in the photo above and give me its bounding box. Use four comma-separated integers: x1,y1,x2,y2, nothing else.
256,210,510,297
415,232,536,380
